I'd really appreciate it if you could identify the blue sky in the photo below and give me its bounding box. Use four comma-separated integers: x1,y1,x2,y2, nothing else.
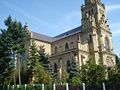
0,0,120,55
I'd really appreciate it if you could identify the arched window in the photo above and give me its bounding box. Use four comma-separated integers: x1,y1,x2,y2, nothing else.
105,37,110,52
55,46,58,53
65,43,69,51
66,60,71,73
54,63,58,73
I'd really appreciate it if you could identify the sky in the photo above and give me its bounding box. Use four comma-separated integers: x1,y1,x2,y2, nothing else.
0,0,120,55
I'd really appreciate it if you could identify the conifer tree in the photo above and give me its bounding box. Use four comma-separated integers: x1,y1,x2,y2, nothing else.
0,16,27,85
26,40,39,83
68,58,81,85
26,41,53,84
38,46,52,73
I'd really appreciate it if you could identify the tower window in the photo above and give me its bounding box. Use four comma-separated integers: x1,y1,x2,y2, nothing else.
91,9,94,14
88,10,91,15
89,34,92,42
105,37,110,52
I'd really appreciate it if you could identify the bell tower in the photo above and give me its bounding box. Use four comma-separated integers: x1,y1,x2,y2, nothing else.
81,0,116,66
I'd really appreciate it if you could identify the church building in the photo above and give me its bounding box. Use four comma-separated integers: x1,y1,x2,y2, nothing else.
25,0,116,77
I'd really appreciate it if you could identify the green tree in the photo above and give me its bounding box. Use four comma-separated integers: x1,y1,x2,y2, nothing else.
68,58,81,85
80,57,106,86
0,16,27,85
0,30,13,85
61,69,69,84
38,46,53,79
115,54,120,65
34,63,53,84
38,46,53,83
38,46,50,71
107,55,120,88
26,41,53,84
26,41,39,83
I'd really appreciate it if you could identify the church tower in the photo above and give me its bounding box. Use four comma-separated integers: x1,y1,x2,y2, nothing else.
81,0,115,66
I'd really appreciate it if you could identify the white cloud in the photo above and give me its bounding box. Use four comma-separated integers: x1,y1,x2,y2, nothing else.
106,5,120,12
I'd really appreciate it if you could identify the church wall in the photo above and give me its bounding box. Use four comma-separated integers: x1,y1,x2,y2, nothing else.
102,53,116,67
51,33,79,55
30,39,51,55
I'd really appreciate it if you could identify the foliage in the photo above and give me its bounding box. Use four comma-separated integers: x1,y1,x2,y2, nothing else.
38,46,53,82
26,41,53,84
61,69,69,84
0,16,27,85
38,46,51,71
115,54,120,65
106,55,120,86
71,76,82,86
80,57,106,86
68,58,81,85
34,63,53,84
26,40,39,83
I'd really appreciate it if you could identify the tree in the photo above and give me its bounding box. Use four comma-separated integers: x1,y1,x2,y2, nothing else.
26,41,53,84
34,62,53,84
38,46,53,76
68,58,81,85
107,55,120,88
61,69,69,84
26,40,39,83
0,16,27,85
0,30,14,85
115,54,120,65
80,57,106,86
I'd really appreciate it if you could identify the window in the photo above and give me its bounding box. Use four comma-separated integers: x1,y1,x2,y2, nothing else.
71,42,74,49
66,60,71,73
59,46,62,52
89,34,92,42
54,63,58,73
91,9,94,14
55,46,58,53
88,10,91,15
65,43,69,51
105,37,110,52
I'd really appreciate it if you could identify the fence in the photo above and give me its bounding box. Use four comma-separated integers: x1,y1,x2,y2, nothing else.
1,82,120,90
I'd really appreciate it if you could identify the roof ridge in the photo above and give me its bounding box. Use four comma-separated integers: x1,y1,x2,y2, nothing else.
53,26,82,38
